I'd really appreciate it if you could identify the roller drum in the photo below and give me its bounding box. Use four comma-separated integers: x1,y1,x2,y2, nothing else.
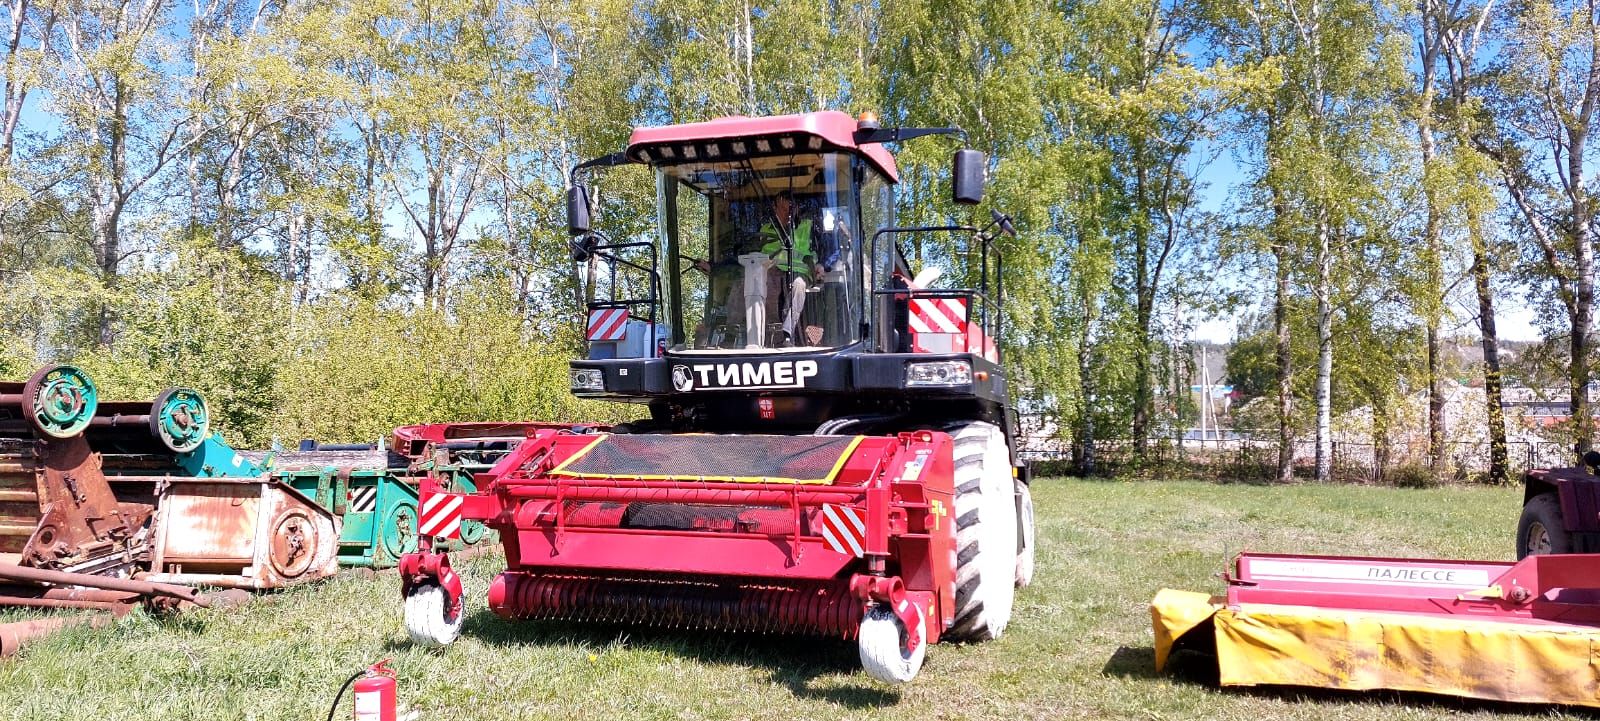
488,573,863,638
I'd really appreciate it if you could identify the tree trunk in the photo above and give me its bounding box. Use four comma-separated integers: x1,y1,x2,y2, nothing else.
1266,107,1294,484
1417,0,1447,476
1077,312,1097,475
1469,209,1508,483
1308,0,1332,484
1371,394,1390,484
1314,212,1332,482
1568,117,1594,452
1275,243,1293,483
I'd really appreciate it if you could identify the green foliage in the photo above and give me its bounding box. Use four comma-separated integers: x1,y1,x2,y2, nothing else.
70,242,288,444
269,284,630,445
1225,331,1277,402
1385,462,1440,489
0,0,1577,473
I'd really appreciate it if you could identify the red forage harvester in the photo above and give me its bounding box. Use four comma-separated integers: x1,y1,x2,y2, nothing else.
400,427,964,683
394,111,1035,684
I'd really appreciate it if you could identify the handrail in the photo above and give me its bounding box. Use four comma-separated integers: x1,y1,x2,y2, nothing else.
589,239,661,332
869,223,1002,348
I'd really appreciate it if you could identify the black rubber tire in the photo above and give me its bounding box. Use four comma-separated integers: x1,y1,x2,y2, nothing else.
944,421,1016,642
1518,492,1571,559
1014,480,1035,588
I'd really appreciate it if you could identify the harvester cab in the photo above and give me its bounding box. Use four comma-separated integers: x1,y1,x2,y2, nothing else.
399,111,1035,685
566,112,1019,444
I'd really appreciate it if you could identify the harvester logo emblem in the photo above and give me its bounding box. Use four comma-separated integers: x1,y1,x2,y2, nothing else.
672,364,695,392
673,360,819,391
929,499,947,531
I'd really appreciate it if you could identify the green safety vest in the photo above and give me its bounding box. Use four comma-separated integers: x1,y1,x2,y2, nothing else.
759,219,814,273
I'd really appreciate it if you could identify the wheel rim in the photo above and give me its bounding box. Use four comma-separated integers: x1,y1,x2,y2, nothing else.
383,504,419,561
460,519,486,545
23,365,98,438
1526,522,1552,556
269,510,318,578
151,388,210,453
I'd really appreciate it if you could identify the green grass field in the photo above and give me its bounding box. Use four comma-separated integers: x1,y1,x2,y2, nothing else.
0,479,1579,720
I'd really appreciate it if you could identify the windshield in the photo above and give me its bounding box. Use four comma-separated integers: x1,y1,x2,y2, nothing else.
658,152,863,351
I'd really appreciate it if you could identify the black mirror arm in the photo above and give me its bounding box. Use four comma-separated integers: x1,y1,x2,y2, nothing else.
568,151,633,184
852,126,968,146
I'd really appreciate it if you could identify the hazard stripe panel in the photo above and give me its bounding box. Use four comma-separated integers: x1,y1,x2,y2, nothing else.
587,308,629,341
907,295,1000,363
908,298,966,334
419,492,463,540
349,487,378,513
819,503,866,557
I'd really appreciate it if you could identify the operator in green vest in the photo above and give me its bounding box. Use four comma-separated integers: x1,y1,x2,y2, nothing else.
759,192,821,345
691,191,822,347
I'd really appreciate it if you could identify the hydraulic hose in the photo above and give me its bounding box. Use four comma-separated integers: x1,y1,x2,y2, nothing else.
325,668,364,721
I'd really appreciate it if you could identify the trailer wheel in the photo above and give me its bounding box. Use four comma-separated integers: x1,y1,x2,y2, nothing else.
1015,480,1035,588
944,421,1016,641
404,584,463,647
1518,492,1571,558
858,604,927,684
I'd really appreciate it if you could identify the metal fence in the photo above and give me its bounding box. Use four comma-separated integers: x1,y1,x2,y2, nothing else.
1019,437,1576,484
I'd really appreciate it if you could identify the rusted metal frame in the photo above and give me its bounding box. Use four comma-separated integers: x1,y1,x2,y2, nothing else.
0,562,206,606
23,435,141,570
0,595,130,612
0,585,138,603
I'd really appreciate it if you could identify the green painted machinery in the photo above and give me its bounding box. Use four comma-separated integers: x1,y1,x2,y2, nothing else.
277,463,488,568
278,466,420,568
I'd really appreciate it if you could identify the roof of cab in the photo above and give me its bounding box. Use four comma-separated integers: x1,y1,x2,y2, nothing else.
626,111,899,182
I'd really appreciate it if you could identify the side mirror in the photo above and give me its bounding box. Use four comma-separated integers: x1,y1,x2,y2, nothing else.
952,149,986,205
991,209,1016,237
567,184,592,236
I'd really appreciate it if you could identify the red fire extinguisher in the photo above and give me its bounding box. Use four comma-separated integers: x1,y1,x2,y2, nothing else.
329,659,397,721
353,659,397,721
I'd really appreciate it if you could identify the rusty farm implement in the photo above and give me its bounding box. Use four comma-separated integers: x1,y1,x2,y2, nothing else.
0,364,339,656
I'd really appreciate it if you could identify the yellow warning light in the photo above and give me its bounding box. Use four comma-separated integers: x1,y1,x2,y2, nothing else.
858,111,879,125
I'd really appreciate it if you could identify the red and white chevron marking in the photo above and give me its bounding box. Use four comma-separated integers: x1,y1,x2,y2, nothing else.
908,297,967,334
418,492,463,540
818,503,866,557
587,308,629,341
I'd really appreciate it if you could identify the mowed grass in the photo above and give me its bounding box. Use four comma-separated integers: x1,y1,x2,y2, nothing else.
0,479,1579,720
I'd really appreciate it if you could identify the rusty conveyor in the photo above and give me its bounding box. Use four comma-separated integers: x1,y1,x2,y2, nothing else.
0,365,339,658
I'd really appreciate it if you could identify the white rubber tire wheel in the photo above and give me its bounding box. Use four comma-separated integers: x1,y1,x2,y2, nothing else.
1015,480,1035,588
404,584,463,647
858,604,927,684
944,421,1016,641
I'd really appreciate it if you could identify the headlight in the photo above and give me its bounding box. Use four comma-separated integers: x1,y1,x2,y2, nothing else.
905,360,972,387
570,368,604,391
